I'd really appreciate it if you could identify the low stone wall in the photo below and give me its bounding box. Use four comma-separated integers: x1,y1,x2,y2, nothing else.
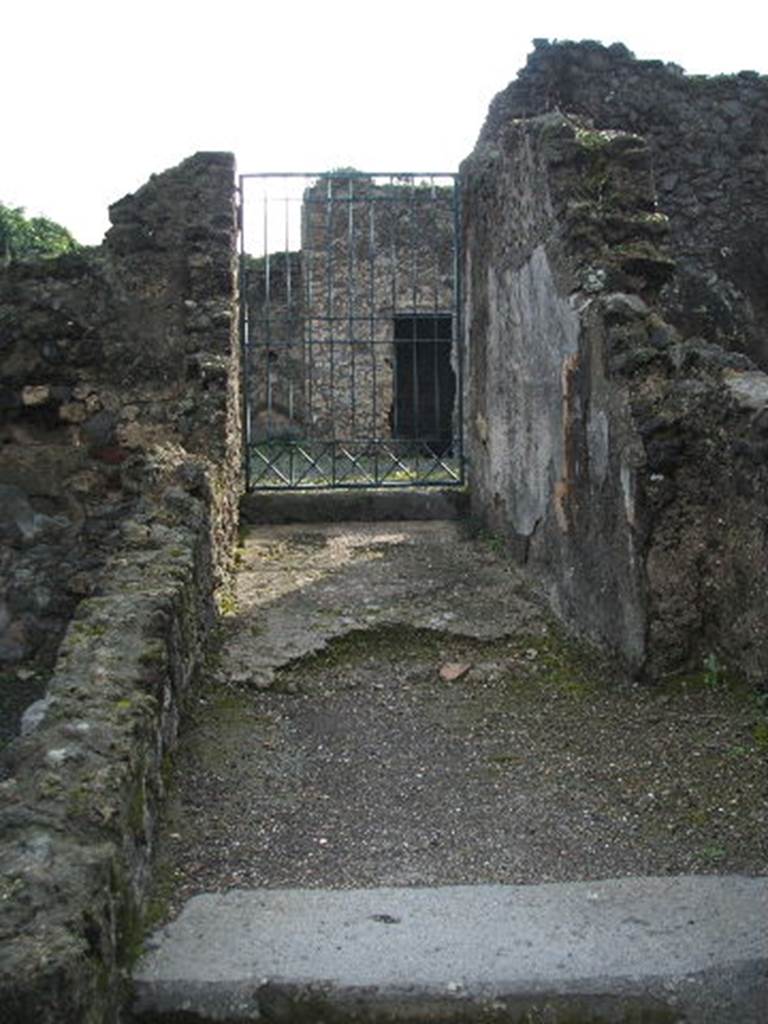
1,453,222,1022
0,153,241,1021
463,109,768,683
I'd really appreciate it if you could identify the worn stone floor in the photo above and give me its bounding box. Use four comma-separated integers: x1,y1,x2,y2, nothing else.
147,520,768,924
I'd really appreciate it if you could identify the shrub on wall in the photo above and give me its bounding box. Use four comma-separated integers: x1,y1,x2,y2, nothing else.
0,202,79,266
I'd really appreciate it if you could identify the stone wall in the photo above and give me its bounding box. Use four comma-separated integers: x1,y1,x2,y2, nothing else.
481,39,768,370
0,152,241,1022
244,251,307,440
463,101,768,683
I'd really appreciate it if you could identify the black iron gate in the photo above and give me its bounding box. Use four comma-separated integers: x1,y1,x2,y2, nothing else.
237,170,463,490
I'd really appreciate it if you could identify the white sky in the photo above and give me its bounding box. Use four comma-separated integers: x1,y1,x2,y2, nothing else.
3,0,767,246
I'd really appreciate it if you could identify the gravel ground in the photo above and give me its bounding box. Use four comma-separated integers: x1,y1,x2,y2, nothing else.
148,522,768,923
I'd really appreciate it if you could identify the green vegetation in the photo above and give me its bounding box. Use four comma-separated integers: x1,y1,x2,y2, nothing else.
217,591,239,616
754,719,768,750
0,200,79,265
702,652,724,689
276,618,604,699
326,166,367,176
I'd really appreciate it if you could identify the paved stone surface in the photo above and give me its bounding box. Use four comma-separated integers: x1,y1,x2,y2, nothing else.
132,877,768,1022
219,520,542,688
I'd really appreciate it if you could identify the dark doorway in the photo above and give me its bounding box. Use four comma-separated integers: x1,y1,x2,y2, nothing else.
392,315,455,455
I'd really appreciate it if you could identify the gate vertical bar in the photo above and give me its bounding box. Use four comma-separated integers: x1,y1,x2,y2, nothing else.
453,173,464,482
368,194,378,483
325,175,336,484
237,174,252,491
347,177,357,442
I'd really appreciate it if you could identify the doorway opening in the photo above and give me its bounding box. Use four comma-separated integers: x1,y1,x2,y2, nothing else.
392,315,455,456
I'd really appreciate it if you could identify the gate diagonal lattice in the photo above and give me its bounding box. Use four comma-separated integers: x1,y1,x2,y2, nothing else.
238,171,464,490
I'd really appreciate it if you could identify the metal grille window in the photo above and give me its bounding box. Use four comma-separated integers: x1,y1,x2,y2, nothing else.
238,171,463,490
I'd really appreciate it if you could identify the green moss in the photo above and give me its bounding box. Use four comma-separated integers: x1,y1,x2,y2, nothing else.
108,786,167,968
139,641,168,667
659,662,749,696
217,591,239,616
141,862,179,941
278,618,608,704
66,782,92,818
112,861,145,968
753,719,768,751
574,126,616,150
291,625,455,672
160,749,175,787
216,689,255,712
507,624,609,697
0,876,24,900
38,772,65,798
69,620,108,641
687,808,711,827
698,843,727,864
126,781,147,834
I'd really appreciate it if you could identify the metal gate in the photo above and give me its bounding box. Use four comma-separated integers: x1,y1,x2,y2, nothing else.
237,171,463,490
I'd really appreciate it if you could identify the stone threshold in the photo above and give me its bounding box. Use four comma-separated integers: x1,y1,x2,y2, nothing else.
131,876,768,1023
240,486,470,525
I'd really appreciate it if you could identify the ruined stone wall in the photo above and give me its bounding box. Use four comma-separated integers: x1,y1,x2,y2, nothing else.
463,106,768,683
480,39,768,370
0,152,241,1022
1,152,240,729
0,251,135,733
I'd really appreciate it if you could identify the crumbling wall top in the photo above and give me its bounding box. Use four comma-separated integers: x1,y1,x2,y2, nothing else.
478,39,768,367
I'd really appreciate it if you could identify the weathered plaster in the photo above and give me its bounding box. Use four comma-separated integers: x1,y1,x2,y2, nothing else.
463,85,768,681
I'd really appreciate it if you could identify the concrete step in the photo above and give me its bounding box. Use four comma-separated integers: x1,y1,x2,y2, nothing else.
130,877,768,1023
239,486,469,525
